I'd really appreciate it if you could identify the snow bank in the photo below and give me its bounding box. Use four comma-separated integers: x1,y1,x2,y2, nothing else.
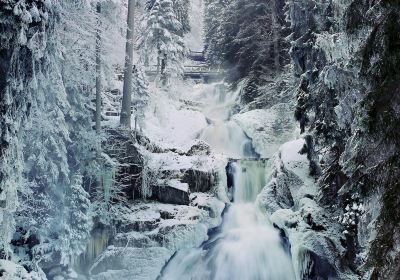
148,151,216,173
91,247,171,280
144,82,209,151
0,260,44,280
233,103,298,158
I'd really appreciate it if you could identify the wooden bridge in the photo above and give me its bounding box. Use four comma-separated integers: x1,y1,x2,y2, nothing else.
145,64,224,82
143,50,225,82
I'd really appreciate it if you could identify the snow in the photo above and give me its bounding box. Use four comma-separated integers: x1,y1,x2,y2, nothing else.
190,192,226,227
165,179,189,192
147,151,215,172
233,103,299,158
279,139,307,163
257,138,316,214
91,247,171,280
260,139,358,280
91,196,224,280
143,83,209,151
0,260,44,280
268,200,355,280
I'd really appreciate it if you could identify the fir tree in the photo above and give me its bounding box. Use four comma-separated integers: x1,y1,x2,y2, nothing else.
138,0,185,85
132,66,150,134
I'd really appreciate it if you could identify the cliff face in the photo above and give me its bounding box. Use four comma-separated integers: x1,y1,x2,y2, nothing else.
289,0,400,278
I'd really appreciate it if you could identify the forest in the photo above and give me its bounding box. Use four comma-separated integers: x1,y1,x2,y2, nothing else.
0,0,399,279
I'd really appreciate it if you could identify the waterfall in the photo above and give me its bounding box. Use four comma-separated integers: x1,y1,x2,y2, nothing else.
161,159,295,279
160,83,295,279
196,83,258,159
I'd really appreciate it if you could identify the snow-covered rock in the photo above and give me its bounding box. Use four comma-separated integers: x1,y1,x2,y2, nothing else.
152,179,190,205
91,247,171,280
257,139,316,214
90,196,225,279
233,103,298,158
259,139,357,280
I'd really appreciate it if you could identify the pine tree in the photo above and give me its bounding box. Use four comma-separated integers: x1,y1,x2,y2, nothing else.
132,66,150,134
173,0,191,35
138,0,185,85
61,174,92,265
203,0,288,83
203,0,229,65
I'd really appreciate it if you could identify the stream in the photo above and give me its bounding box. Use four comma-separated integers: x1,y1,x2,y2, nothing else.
160,83,296,279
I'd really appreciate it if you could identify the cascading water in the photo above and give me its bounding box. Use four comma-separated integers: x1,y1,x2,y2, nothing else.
160,83,295,279
197,83,258,159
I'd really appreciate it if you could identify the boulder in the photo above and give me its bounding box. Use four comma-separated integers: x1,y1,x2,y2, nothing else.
152,180,190,205
181,169,216,193
186,140,211,156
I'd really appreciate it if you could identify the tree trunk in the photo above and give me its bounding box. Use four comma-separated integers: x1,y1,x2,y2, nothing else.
120,0,136,128
95,2,102,133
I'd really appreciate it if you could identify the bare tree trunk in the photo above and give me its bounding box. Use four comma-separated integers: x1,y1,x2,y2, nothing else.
120,0,136,128
95,2,102,133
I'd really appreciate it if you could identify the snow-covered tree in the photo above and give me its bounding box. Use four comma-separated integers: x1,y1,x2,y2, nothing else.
173,0,191,35
10,0,122,270
203,0,228,65
95,2,102,133
132,66,150,134
138,0,185,85
0,0,54,258
61,174,92,265
203,0,288,84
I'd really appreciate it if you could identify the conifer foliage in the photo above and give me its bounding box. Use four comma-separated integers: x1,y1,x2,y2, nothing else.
138,0,186,84
203,0,289,84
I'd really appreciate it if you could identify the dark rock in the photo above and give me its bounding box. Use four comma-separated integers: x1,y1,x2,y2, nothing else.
186,141,211,156
301,249,338,280
103,128,144,200
181,169,216,193
119,219,160,233
304,213,326,231
160,210,175,220
151,183,190,205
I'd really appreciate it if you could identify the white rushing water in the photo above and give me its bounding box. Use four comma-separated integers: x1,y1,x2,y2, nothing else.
161,83,295,279
196,83,257,159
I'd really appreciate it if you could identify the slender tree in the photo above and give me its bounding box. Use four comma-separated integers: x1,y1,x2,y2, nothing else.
120,0,136,128
95,2,102,133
